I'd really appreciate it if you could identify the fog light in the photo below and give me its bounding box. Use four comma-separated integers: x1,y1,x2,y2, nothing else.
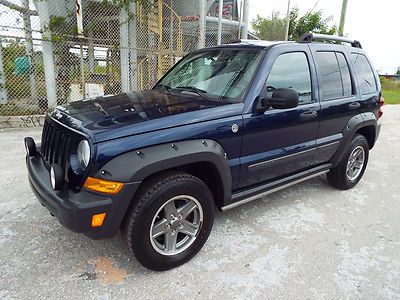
91,213,106,227
50,164,64,190
83,177,124,194
24,137,37,157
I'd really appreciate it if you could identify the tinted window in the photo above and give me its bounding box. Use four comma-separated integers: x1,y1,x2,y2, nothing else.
316,52,343,100
351,53,377,95
336,53,353,97
266,52,312,105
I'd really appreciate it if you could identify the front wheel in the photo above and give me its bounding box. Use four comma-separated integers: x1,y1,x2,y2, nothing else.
123,171,215,271
327,134,369,190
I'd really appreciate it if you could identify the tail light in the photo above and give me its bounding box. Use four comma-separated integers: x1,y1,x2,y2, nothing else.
377,96,384,119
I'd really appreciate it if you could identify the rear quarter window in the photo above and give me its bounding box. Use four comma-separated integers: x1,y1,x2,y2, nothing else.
351,53,377,95
315,51,353,100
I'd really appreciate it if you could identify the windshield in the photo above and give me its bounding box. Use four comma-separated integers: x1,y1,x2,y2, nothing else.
156,48,263,102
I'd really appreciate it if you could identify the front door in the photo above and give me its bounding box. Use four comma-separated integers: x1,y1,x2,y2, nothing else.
238,46,320,189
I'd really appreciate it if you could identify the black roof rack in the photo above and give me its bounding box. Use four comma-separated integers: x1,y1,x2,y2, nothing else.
298,33,362,48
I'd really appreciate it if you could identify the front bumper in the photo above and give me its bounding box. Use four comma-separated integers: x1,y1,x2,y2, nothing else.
27,154,141,239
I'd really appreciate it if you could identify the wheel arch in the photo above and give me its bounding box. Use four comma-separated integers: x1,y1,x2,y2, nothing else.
94,139,232,207
355,125,376,149
332,112,378,165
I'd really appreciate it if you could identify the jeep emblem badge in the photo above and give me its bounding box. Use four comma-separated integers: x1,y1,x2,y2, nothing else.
231,124,239,133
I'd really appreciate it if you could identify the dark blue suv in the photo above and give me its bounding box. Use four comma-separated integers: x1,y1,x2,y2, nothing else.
25,33,383,270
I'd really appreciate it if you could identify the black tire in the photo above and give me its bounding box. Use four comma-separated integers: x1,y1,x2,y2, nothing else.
122,171,215,271
327,134,369,190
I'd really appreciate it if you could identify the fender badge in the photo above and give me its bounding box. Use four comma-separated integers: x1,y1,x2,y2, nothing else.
231,124,239,133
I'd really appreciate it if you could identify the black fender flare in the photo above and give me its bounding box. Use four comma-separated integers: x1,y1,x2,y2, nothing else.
332,112,377,165
94,139,232,203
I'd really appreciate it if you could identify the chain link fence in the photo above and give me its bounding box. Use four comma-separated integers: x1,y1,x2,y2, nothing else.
0,0,244,117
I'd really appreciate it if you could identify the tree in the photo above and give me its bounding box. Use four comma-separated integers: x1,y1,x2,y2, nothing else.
251,12,286,41
251,7,337,41
289,7,337,40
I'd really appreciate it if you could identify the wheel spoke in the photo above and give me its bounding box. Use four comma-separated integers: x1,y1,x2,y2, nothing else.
346,146,365,181
165,231,178,251
164,200,178,218
149,195,204,255
179,220,199,237
178,201,197,219
152,218,168,238
354,148,363,158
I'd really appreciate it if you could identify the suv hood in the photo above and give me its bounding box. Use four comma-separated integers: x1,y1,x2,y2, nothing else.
51,89,242,143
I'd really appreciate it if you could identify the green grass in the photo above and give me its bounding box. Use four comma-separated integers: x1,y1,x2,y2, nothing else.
380,77,400,104
382,89,400,104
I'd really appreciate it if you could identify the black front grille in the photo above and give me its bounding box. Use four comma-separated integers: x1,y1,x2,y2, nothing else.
41,119,72,168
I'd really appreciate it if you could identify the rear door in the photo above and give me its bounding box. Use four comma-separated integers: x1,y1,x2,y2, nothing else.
309,45,361,165
238,44,320,189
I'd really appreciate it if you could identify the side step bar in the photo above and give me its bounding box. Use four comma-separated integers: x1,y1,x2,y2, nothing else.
221,164,332,211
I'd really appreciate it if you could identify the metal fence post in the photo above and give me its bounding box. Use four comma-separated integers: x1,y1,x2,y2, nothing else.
217,0,223,45
198,0,206,49
241,0,249,39
22,0,38,103
129,1,138,91
79,43,86,98
120,6,130,92
0,39,7,104
34,0,57,109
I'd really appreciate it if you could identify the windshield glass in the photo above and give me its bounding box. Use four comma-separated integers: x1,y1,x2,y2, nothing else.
156,48,263,102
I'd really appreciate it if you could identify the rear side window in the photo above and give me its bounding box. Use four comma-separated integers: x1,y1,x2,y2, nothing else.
315,51,353,100
265,52,312,105
351,53,377,95
336,53,352,97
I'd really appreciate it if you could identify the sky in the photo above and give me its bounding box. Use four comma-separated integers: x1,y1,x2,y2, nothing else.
248,0,400,74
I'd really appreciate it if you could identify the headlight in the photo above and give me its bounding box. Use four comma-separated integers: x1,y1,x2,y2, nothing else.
77,139,91,169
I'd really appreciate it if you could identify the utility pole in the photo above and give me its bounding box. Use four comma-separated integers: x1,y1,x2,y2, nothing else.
284,0,291,41
338,0,348,36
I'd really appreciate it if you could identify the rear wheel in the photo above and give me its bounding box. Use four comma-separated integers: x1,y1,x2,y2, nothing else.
123,171,215,271
327,134,369,190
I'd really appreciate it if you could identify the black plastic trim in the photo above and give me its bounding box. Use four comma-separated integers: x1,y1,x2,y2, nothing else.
94,139,232,203
27,154,141,239
331,112,378,165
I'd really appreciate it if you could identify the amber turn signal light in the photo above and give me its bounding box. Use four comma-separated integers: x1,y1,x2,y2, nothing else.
83,177,124,194
91,213,106,227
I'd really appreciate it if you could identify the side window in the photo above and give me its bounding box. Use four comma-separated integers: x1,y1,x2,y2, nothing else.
336,53,353,97
316,51,354,100
265,52,312,105
351,53,377,95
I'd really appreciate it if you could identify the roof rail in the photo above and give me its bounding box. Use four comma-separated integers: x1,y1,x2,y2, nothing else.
298,33,362,48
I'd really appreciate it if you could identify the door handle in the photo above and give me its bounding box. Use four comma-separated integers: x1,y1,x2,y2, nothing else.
348,102,361,110
300,110,318,121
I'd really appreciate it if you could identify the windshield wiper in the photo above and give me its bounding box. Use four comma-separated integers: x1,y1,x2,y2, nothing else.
154,84,172,91
175,86,208,100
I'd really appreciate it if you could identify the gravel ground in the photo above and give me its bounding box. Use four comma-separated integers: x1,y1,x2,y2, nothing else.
0,106,399,299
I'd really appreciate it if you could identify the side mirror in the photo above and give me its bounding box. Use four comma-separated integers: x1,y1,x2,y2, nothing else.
261,88,299,110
